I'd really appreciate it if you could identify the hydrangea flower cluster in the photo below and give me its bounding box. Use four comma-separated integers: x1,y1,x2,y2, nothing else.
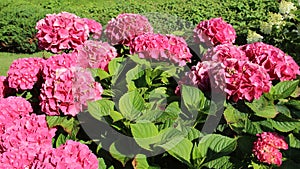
82,18,102,40
201,44,248,62
31,140,99,169
7,57,45,90
130,33,192,66
223,59,271,102
74,40,118,71
253,132,288,166
105,13,153,46
36,12,102,53
0,114,56,168
40,53,103,116
240,42,300,81
193,17,236,47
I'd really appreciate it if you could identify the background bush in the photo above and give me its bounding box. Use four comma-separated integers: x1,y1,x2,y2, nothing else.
0,0,285,54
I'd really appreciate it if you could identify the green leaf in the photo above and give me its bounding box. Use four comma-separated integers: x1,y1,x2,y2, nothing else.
98,158,107,169
269,80,299,100
90,68,110,80
110,110,124,122
108,57,125,76
181,85,207,112
198,134,237,161
202,156,234,169
269,114,300,132
224,104,248,133
288,133,300,149
46,116,79,136
129,54,151,67
131,123,159,151
245,96,278,118
55,133,69,148
87,99,115,120
166,138,193,164
132,154,150,169
119,90,145,121
243,119,262,135
109,141,133,167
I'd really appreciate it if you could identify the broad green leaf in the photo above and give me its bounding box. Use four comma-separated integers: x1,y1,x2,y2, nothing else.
166,138,193,164
119,90,145,121
243,119,262,135
109,141,133,167
129,54,151,67
202,156,233,169
90,68,110,80
87,99,115,120
198,134,237,160
136,110,164,122
285,100,300,110
110,110,124,122
181,85,207,112
46,116,79,136
132,154,150,169
251,161,269,169
269,80,299,100
224,104,247,124
269,114,300,132
275,104,291,117
108,57,125,76
98,158,107,169
55,133,69,148
288,133,300,149
245,96,278,118
131,123,159,151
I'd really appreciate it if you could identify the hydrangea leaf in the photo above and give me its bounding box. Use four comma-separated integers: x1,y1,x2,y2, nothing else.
87,99,115,120
119,90,145,121
132,154,150,169
245,96,278,118
269,80,299,100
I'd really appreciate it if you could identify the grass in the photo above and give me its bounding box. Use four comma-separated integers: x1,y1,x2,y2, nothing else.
0,51,52,76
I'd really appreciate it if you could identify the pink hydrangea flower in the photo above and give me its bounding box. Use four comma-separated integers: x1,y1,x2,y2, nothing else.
184,59,271,102
0,114,56,168
74,40,117,71
7,57,45,90
240,42,300,81
83,18,102,40
36,12,90,53
223,59,271,102
31,140,98,169
130,33,192,66
193,17,236,47
202,44,248,62
105,13,153,45
40,66,103,116
253,132,288,166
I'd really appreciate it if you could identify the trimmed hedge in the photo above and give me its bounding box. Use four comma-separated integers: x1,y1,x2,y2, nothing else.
0,0,279,53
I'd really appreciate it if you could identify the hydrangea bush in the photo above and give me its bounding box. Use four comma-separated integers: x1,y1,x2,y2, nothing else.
0,9,300,169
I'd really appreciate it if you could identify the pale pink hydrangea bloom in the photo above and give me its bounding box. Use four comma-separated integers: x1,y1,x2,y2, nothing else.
7,57,45,90
240,42,300,81
74,40,117,71
82,18,102,40
0,114,56,168
223,59,271,102
40,62,103,116
36,12,90,53
253,132,288,166
202,44,248,62
193,17,236,47
31,140,98,169
130,33,192,66
105,13,153,45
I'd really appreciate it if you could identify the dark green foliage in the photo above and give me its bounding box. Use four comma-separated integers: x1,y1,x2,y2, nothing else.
0,0,279,53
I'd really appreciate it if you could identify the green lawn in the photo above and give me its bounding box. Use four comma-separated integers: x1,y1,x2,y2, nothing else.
0,52,52,76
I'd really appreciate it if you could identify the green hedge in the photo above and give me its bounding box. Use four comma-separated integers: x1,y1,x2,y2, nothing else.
0,0,279,53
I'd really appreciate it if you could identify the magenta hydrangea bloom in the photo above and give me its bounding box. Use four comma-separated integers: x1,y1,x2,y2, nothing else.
253,132,288,166
36,12,90,53
7,57,45,90
40,67,103,116
193,17,236,47
240,42,300,81
105,13,153,45
74,40,117,71
31,140,98,169
202,44,248,62
83,18,102,40
0,114,56,168
130,33,192,66
223,59,271,102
